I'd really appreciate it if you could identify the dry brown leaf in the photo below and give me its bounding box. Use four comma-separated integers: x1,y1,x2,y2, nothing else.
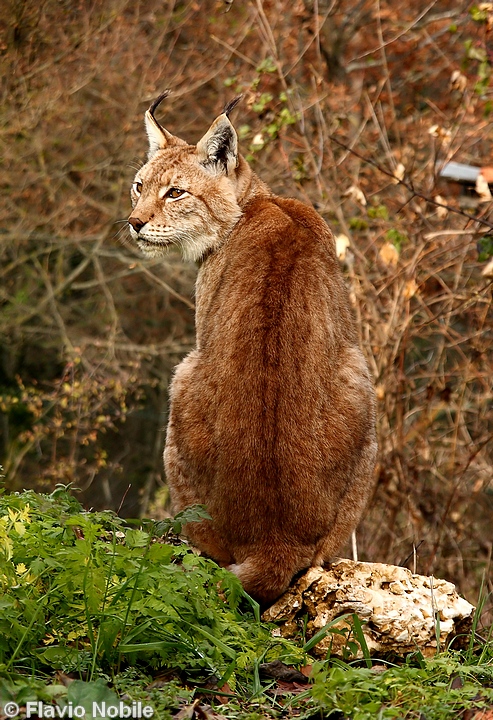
481,257,493,278
403,279,418,299
335,234,351,261
274,680,309,696
174,701,200,720
379,242,399,268
215,683,233,704
259,659,308,684
54,672,74,687
469,710,493,720
393,163,405,183
375,384,385,401
173,701,228,720
476,172,492,202
428,124,451,142
434,196,448,219
450,70,467,92
344,185,367,206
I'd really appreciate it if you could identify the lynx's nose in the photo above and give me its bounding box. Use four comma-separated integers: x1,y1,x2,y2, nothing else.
128,216,146,233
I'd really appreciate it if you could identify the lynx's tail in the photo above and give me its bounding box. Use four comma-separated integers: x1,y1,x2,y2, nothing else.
229,553,305,607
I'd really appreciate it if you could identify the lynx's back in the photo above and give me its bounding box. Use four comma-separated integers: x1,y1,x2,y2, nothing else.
129,94,377,605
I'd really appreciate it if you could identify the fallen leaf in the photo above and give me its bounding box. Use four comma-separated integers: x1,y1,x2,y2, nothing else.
434,196,448,219
371,664,388,674
273,680,309,696
259,659,309,684
375,384,385,401
379,242,399,268
215,683,233,704
393,163,405,183
146,669,179,689
335,234,351,261
173,701,198,719
476,172,492,202
403,279,418,299
482,257,493,278
174,700,225,720
450,674,463,689
344,184,367,206
196,704,227,720
428,124,451,142
251,133,264,149
55,672,74,687
450,70,467,92
469,710,493,720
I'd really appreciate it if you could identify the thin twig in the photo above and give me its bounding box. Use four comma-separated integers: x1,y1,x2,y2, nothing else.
328,133,493,230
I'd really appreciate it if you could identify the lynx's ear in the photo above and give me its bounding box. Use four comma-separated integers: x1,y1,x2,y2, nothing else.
196,96,242,175
145,91,184,159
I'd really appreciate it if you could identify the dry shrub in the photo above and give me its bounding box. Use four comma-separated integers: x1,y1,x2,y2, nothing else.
0,0,492,615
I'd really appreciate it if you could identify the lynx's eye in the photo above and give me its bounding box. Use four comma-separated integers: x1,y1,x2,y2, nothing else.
132,181,143,196
165,187,186,200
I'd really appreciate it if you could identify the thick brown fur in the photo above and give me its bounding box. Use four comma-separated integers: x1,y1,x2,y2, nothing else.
128,95,378,606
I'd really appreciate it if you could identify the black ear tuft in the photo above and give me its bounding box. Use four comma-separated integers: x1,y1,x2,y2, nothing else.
223,95,243,118
148,90,171,123
145,89,183,158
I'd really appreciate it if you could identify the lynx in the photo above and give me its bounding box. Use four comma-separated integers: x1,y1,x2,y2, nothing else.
128,92,378,605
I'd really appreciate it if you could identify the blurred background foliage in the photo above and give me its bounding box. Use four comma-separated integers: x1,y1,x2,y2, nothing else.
0,0,492,618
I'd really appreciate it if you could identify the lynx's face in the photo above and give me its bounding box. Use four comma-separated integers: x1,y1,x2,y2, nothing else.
129,146,241,262
129,93,244,262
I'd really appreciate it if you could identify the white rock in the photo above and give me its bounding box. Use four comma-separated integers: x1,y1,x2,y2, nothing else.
262,559,475,659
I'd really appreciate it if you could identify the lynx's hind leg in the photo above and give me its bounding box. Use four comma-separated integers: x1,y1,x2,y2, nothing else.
229,549,311,606
186,520,234,567
164,419,234,567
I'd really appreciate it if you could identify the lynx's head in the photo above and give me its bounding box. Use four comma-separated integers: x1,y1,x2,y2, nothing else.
128,92,251,262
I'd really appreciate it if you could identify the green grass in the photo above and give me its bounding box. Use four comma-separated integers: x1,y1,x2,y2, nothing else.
0,486,492,719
